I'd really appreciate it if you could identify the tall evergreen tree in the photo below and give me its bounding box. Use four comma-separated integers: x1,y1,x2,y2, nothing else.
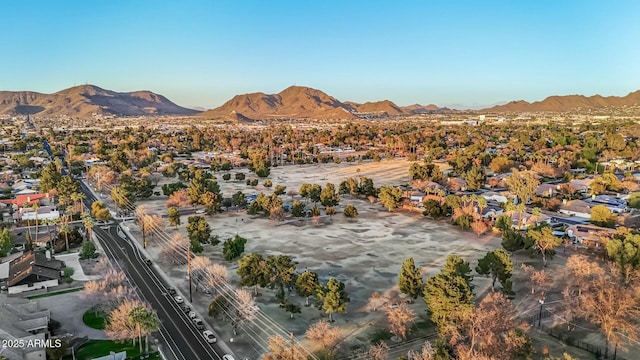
423,255,474,333
476,248,514,295
316,277,350,322
398,257,423,302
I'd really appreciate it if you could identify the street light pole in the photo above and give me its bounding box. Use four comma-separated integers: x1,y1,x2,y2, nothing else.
187,246,192,302
538,291,545,328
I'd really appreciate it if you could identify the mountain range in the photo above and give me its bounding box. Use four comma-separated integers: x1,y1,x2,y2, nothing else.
1,84,639,119
199,86,437,120
483,91,640,112
0,85,198,117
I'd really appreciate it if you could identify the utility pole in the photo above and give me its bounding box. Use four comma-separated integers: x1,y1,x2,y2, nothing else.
538,291,545,328
188,246,192,302
290,332,295,360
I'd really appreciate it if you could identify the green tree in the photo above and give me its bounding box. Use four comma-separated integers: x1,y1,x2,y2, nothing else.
606,232,640,283
81,212,94,242
320,182,340,207
266,255,298,297
237,253,269,296
494,215,513,232
378,185,403,211
463,165,486,190
167,206,180,227
223,234,247,261
505,171,540,205
186,216,211,244
79,241,97,259
91,201,112,221
423,255,474,333
525,226,563,267
295,270,320,306
476,248,514,294
128,306,160,354
0,228,14,257
398,257,423,301
161,182,186,196
316,277,350,322
190,238,203,253
343,204,358,220
590,204,617,228
291,200,306,217
273,185,287,196
232,191,247,208
38,162,62,193
308,184,322,204
501,228,525,252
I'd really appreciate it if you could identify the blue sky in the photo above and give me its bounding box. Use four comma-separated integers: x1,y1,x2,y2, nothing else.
1,1,638,108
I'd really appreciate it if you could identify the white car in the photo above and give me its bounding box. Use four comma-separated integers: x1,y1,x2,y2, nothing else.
222,355,235,360
202,330,217,343
174,296,184,304
195,209,205,214
188,311,197,319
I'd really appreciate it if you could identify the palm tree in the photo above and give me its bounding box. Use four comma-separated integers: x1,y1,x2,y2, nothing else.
82,213,94,242
64,206,74,251
128,306,160,353
71,192,86,214
33,203,40,246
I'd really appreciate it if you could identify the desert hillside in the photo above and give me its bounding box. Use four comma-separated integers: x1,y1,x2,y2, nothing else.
0,85,199,117
483,91,640,112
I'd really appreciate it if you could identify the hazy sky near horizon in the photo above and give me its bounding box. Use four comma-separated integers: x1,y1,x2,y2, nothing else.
2,1,639,108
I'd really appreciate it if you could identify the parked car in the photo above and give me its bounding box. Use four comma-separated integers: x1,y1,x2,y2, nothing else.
145,259,152,265
188,311,197,319
222,355,235,360
195,209,205,214
180,305,191,313
167,287,177,295
202,330,217,343
192,318,205,330
174,296,184,304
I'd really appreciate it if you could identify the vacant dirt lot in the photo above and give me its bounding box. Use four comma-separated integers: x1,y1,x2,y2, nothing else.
95,160,609,359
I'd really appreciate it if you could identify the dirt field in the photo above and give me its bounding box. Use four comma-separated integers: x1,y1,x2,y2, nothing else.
94,160,615,359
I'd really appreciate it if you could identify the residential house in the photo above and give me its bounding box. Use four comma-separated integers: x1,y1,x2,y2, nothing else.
535,183,559,198
7,251,64,294
13,205,60,223
558,199,593,219
481,203,504,219
482,191,508,204
511,211,551,229
568,179,593,194
583,195,628,214
0,297,51,360
566,224,615,248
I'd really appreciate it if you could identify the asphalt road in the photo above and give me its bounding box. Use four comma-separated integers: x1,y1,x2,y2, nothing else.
80,182,225,360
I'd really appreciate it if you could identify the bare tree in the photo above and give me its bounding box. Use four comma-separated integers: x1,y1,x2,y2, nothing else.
166,189,190,208
367,341,389,360
386,302,416,341
160,233,188,265
202,263,229,294
104,299,142,343
368,291,385,312
306,320,341,350
520,264,552,294
408,341,436,360
445,292,531,360
263,335,306,360
563,261,640,358
564,254,605,296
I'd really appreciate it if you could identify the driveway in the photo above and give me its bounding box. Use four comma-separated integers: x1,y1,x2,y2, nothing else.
39,291,108,340
55,253,102,281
